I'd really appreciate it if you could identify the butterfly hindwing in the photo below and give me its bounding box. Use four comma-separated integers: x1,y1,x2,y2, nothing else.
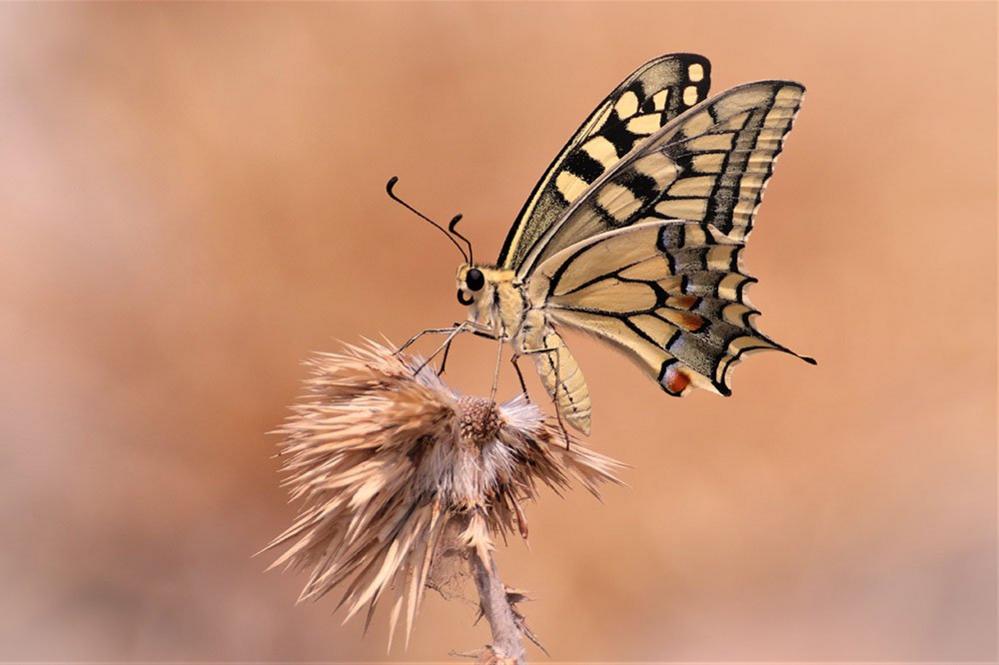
528,219,813,398
497,54,712,272
518,81,805,276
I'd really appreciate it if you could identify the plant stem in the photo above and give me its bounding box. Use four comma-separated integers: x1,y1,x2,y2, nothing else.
468,549,526,664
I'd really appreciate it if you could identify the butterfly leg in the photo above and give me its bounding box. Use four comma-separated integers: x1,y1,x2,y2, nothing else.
509,354,530,399
394,325,462,356
436,340,452,376
508,346,560,402
412,320,504,376
438,322,500,376
412,323,469,375
489,336,504,402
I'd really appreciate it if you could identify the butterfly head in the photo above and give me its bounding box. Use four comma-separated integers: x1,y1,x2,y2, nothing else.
455,264,487,306
455,264,519,333
385,177,518,330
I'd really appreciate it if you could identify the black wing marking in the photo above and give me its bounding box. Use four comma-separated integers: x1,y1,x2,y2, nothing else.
498,54,712,271
528,219,814,398
518,81,805,277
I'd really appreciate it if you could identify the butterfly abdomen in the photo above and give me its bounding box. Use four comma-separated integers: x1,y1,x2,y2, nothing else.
517,310,592,435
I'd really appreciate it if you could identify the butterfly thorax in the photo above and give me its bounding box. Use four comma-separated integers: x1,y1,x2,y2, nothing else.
455,265,527,340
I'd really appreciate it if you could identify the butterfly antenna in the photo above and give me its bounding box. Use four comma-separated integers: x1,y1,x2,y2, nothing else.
385,176,469,263
447,214,474,265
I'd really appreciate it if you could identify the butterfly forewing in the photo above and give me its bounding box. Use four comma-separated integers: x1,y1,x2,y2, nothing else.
519,81,805,277
650,81,803,240
497,54,712,272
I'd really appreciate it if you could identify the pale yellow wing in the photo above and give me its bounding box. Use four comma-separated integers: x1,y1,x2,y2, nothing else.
517,81,805,277
497,54,712,271
527,219,814,398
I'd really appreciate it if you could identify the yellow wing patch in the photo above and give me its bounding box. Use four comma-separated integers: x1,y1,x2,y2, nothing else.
498,54,712,272
518,81,804,276
646,82,805,241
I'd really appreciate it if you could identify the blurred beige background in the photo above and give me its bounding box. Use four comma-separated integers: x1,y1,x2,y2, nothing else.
0,2,995,662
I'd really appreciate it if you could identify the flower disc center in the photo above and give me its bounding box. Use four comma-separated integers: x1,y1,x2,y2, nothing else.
457,396,500,445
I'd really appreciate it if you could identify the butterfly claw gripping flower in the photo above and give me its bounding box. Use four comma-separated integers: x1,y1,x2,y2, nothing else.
263,340,623,648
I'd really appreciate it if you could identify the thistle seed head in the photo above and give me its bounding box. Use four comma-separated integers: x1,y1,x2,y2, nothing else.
262,339,624,648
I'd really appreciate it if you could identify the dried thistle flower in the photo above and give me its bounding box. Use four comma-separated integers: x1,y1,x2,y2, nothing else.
263,339,623,651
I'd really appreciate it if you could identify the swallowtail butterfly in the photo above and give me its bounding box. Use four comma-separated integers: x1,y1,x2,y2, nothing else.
391,54,814,434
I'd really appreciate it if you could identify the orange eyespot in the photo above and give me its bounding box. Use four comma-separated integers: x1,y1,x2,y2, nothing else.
671,294,700,310
677,312,705,332
664,365,690,394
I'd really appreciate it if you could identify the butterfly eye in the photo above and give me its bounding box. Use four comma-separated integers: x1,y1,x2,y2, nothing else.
465,268,485,291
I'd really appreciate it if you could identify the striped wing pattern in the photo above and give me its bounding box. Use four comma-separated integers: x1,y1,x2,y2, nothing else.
520,81,805,276
528,220,814,398
498,54,712,272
